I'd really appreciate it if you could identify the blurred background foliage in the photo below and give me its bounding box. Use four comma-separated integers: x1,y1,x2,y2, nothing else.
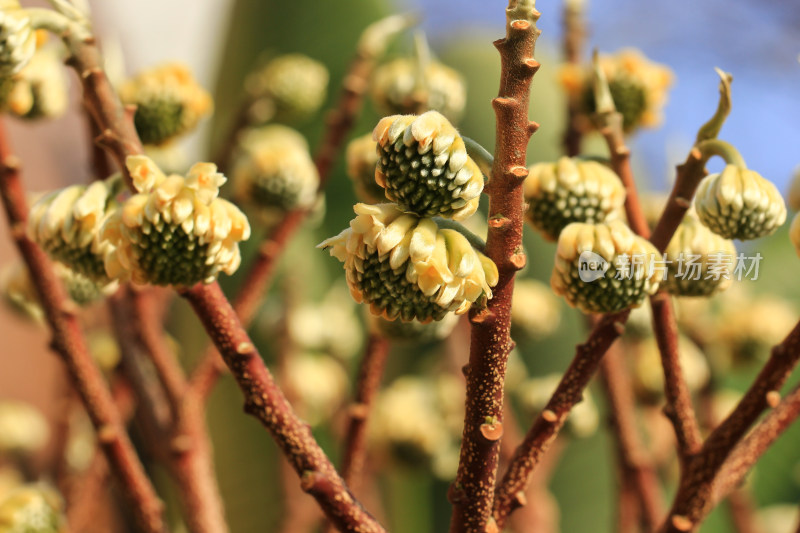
168,0,800,532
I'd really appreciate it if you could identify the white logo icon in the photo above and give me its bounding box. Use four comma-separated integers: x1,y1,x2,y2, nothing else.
578,251,608,283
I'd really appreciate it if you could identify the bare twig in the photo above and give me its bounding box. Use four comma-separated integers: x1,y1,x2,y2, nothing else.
181,283,384,531
448,2,541,531
34,12,383,531
600,345,665,531
339,333,391,493
659,321,800,532
561,0,586,157
189,14,415,402
0,120,166,533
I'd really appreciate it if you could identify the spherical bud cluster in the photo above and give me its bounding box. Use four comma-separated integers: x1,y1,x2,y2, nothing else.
231,125,319,214
371,58,466,123
511,279,562,340
716,293,796,366
28,178,122,285
101,156,250,286
346,133,385,204
694,165,786,240
632,335,709,404
286,286,362,361
560,48,673,132
0,1,35,77
318,203,498,322
284,352,348,427
120,63,212,146
515,374,599,438
373,111,483,220
367,308,458,343
370,375,463,478
1,261,111,322
245,54,328,122
1,45,67,120
524,157,626,241
0,484,64,533
0,401,48,456
662,212,737,297
551,220,661,314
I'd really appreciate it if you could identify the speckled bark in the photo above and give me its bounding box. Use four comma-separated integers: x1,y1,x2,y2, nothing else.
448,2,541,531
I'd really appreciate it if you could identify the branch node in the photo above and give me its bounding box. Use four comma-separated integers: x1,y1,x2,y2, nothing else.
170,434,193,455
488,214,511,229
510,19,531,31
766,390,781,408
613,320,627,335
485,517,500,533
479,420,504,441
2,155,20,171
347,402,369,420
509,250,527,270
509,165,528,180
541,409,558,423
671,515,693,532
10,222,26,239
675,196,692,208
235,342,254,354
97,424,117,444
528,121,540,135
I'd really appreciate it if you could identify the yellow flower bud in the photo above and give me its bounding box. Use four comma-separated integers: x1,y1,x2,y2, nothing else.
511,279,562,340
245,54,328,122
231,125,319,214
28,178,122,285
318,203,497,322
346,133,385,204
0,1,35,77
2,45,68,120
694,165,786,240
662,212,737,297
0,401,48,455
0,484,65,533
524,157,626,241
632,335,709,404
284,352,348,427
371,58,467,123
373,112,483,220
101,156,250,286
120,63,212,146
551,220,661,313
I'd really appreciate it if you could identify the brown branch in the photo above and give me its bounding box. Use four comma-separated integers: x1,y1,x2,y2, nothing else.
494,121,713,529
0,121,166,533
339,333,391,493
448,3,541,531
188,15,411,402
596,86,703,461
600,344,665,531
181,283,384,532
713,378,800,507
659,320,800,533
493,311,628,528
561,0,586,157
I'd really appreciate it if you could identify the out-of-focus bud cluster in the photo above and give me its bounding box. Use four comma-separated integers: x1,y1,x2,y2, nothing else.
371,57,466,123
319,203,498,322
0,484,65,533
0,1,35,77
101,156,250,286
346,133,385,204
230,125,319,218
120,63,212,146
373,111,484,220
28,178,123,286
631,335,709,404
694,165,786,241
244,54,328,123
0,43,68,121
284,352,348,427
560,48,673,133
367,308,459,344
662,212,737,297
0,260,111,323
511,279,562,340
0,401,49,456
284,286,363,361
370,374,463,479
523,157,626,241
515,373,599,438
551,220,661,313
